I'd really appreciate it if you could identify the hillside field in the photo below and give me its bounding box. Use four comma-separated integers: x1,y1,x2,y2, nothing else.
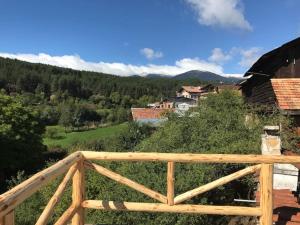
43,123,127,148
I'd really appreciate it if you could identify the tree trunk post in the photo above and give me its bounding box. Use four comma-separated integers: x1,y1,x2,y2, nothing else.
260,163,273,225
167,162,175,206
72,159,85,225
0,210,15,225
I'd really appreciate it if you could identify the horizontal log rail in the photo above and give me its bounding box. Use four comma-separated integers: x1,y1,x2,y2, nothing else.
82,200,262,216
81,151,300,163
0,150,295,225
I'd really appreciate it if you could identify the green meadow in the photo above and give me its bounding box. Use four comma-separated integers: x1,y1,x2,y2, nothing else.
43,123,127,148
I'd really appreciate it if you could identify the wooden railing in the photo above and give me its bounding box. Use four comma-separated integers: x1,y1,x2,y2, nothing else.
1,151,300,225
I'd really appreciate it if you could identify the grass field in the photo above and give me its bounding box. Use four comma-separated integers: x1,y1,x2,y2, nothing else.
43,123,127,148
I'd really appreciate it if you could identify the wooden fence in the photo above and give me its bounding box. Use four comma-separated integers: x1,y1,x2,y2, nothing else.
1,151,300,225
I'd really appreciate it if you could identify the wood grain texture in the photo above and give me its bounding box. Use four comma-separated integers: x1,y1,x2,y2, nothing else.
167,162,175,205
259,164,273,225
0,211,14,225
71,160,85,225
54,205,78,225
81,151,300,164
82,200,262,216
0,152,82,218
35,164,78,225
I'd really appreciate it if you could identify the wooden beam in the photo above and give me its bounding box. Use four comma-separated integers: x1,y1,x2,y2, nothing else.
84,161,167,204
35,164,78,225
81,151,300,164
0,152,82,218
54,205,78,225
82,200,262,216
72,160,85,225
167,162,175,205
174,165,261,204
259,164,273,225
0,211,14,225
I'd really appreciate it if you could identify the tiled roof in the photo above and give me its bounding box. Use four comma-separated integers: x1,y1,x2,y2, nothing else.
271,79,300,110
181,86,202,93
131,108,171,120
256,189,300,224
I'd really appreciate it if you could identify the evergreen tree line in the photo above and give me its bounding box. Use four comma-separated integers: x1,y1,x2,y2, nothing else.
0,57,208,128
0,57,206,100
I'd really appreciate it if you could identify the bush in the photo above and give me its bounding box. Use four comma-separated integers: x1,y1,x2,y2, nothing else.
0,93,46,191
45,127,61,139
9,91,298,225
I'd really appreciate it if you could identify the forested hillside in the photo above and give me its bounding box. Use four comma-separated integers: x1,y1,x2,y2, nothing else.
0,57,207,100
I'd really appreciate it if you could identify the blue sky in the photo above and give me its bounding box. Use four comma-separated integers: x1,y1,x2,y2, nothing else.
0,0,299,77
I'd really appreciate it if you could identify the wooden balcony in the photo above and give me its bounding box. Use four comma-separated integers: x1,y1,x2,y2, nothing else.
1,151,300,225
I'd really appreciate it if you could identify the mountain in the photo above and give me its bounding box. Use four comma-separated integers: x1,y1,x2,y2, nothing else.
173,70,241,83
145,74,171,79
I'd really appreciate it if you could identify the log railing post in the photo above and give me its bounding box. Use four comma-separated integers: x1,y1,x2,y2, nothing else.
72,159,85,225
167,162,175,205
0,210,14,225
260,164,273,225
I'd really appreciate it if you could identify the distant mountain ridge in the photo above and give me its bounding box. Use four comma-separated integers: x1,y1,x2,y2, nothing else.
0,56,240,84
145,70,241,83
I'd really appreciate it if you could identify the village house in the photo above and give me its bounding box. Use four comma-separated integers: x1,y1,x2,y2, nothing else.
176,86,202,100
133,83,240,125
176,85,216,100
133,96,196,124
240,37,300,134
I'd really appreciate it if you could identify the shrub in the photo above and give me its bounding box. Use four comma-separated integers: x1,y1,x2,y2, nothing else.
45,127,61,139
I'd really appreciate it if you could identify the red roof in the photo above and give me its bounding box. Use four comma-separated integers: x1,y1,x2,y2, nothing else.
181,86,202,93
131,108,171,120
256,189,300,224
271,79,300,110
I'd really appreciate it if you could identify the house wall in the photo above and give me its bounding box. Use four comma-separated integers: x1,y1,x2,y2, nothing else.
275,58,300,78
160,101,173,109
243,80,276,106
177,90,191,98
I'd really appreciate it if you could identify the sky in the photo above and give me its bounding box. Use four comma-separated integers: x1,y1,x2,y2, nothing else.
0,0,299,77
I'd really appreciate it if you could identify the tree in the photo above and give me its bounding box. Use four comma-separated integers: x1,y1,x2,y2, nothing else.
59,103,75,131
11,92,296,225
40,106,60,125
0,93,46,190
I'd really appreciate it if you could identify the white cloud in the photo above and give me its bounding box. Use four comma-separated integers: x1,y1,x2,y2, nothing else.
0,52,224,76
140,48,163,60
209,48,232,64
185,0,252,31
238,47,262,68
224,73,243,78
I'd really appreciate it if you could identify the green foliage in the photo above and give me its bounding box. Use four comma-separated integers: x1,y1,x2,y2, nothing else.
0,57,207,101
8,92,298,225
40,106,60,125
44,127,61,139
0,93,46,191
138,91,297,153
8,167,72,225
43,123,128,149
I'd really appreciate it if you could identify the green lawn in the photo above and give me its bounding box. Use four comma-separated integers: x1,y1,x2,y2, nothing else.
44,123,127,148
